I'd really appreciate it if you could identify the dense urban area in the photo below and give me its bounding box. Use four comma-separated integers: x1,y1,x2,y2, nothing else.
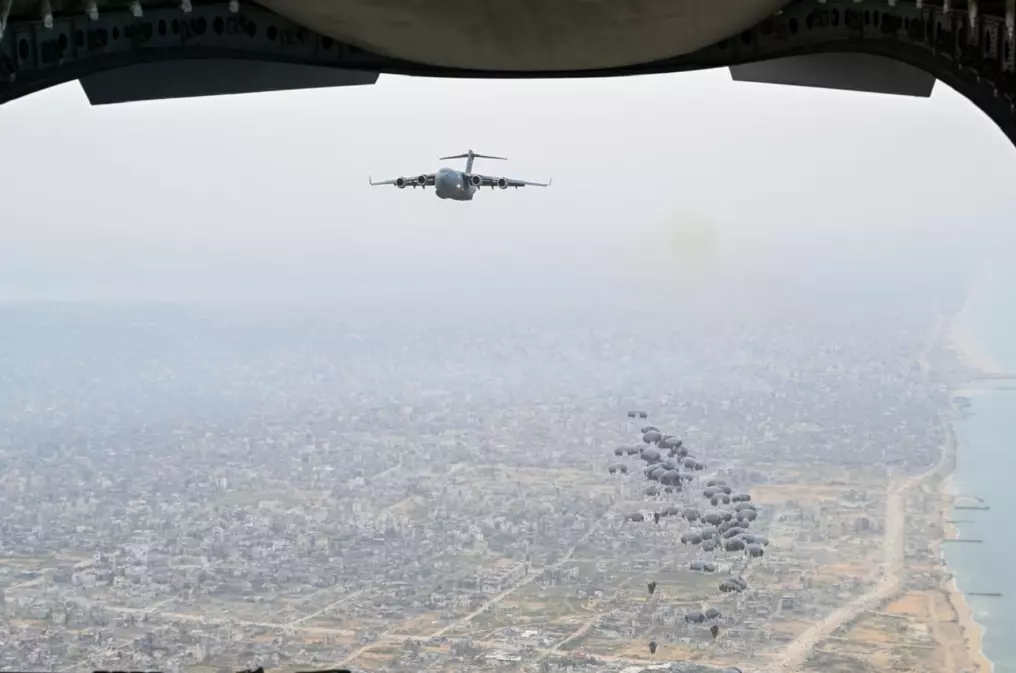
0,289,982,673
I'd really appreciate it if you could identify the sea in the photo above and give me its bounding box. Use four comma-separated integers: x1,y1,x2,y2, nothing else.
944,258,1016,673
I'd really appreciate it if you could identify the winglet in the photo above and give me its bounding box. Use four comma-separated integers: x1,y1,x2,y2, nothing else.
549,177,553,187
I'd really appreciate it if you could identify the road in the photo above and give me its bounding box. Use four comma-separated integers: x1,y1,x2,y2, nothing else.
430,505,614,639
763,478,911,672
286,587,371,627
764,314,949,673
3,506,624,667
537,576,637,661
333,505,617,667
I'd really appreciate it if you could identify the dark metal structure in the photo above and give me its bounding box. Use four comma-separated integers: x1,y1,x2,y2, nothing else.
0,1,1014,145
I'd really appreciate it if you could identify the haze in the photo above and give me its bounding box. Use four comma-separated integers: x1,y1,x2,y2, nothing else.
3,62,1016,673
0,68,1014,306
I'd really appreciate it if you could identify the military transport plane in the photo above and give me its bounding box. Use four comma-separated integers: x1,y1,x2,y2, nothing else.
369,150,552,201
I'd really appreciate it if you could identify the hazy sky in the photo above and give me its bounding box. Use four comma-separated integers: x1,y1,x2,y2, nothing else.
1,68,1014,303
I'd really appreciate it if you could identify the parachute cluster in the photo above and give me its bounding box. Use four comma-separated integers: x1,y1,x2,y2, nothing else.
611,410,772,662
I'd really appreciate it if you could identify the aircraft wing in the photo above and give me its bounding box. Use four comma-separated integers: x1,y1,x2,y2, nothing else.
470,174,552,189
369,173,436,187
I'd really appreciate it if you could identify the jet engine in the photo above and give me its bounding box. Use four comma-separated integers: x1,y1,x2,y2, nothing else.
470,174,483,187
395,177,407,189
416,175,428,186
497,177,509,189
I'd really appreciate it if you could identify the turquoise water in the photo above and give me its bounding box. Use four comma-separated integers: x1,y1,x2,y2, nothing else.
945,261,1016,673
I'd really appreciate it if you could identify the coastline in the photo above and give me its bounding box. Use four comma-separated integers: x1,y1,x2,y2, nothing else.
937,289,997,673
936,429,993,673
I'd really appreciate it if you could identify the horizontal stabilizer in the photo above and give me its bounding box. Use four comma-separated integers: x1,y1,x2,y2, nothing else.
440,152,506,161
729,53,935,98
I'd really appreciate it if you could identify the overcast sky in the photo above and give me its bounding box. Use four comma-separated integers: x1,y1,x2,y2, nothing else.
0,68,1014,304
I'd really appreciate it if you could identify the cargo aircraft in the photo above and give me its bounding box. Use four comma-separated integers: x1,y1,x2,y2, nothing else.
369,150,551,201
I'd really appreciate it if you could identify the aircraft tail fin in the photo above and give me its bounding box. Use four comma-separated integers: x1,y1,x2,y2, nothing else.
440,150,506,174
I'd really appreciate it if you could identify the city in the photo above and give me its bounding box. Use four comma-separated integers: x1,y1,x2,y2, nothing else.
0,291,981,673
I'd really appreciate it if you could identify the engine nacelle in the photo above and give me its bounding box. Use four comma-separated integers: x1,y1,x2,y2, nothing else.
395,177,407,189
497,177,509,189
470,174,483,187
416,175,428,186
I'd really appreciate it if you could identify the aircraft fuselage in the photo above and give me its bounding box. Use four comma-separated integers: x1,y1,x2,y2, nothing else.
375,150,544,197
435,167,476,201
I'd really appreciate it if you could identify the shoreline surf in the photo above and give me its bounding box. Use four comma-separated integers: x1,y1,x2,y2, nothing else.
939,278,1000,673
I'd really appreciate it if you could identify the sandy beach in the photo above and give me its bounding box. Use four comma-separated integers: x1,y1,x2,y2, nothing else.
937,289,997,673
938,467,994,673
947,572,993,673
